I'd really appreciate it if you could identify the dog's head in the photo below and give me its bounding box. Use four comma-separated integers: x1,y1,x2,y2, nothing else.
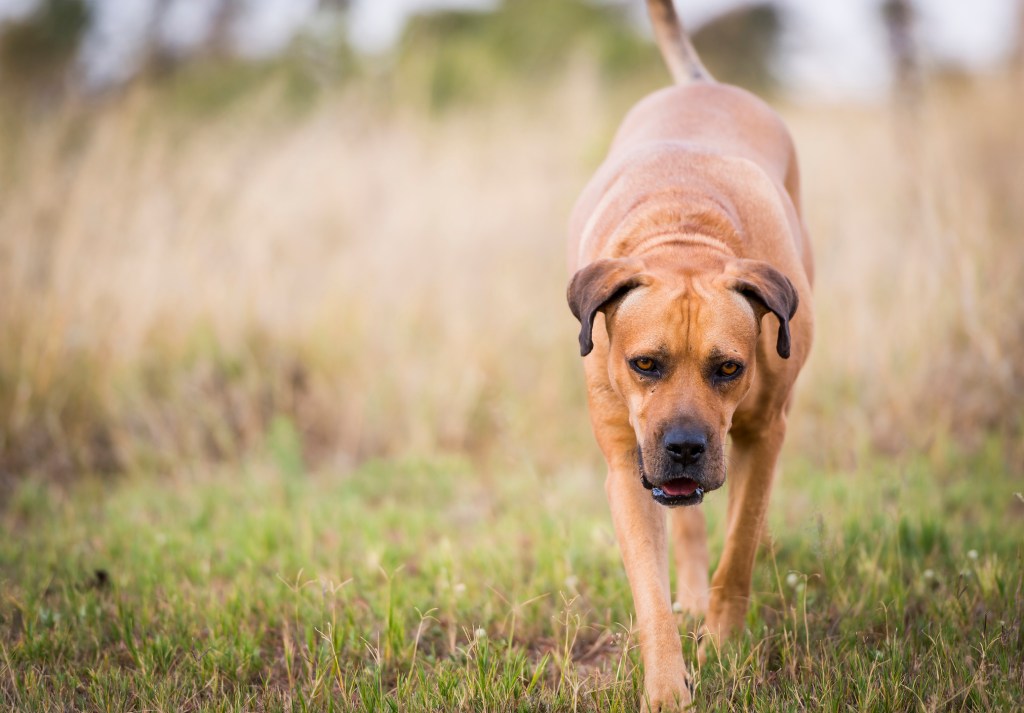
568,254,797,506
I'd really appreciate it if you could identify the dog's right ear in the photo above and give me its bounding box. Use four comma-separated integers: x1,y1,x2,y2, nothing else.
567,258,649,357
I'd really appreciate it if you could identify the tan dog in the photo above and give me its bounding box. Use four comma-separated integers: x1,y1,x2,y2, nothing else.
566,1,813,709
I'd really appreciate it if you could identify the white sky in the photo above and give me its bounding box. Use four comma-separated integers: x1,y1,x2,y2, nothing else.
0,0,1019,96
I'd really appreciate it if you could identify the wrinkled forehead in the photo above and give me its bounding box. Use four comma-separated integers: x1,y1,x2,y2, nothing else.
613,277,757,355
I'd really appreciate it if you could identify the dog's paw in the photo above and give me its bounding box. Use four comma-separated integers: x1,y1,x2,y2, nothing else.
642,673,695,712
673,591,709,620
696,627,715,666
697,605,746,664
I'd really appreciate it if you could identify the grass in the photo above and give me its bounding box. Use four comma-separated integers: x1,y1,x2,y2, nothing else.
2,444,1022,711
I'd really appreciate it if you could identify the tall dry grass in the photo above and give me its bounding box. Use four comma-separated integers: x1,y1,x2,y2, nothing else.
789,76,1024,464
1,67,1021,482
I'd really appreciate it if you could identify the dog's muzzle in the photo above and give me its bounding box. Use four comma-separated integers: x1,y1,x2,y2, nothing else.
638,451,706,507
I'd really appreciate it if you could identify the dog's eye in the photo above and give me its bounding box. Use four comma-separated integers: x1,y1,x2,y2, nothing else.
717,362,742,378
631,357,658,374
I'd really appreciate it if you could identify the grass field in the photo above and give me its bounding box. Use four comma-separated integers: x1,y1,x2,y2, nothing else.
2,445,1022,710
2,7,1024,709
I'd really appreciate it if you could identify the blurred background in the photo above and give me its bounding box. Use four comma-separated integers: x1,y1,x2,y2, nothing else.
0,0,1022,488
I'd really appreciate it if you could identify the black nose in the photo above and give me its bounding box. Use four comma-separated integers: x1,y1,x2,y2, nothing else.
663,428,706,466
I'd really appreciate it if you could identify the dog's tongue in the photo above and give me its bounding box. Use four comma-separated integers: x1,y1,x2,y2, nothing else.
660,477,699,497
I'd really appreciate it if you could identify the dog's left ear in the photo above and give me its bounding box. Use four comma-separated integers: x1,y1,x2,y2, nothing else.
567,257,649,357
727,259,799,359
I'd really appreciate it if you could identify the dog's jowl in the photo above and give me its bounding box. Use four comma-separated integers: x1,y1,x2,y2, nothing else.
566,1,814,710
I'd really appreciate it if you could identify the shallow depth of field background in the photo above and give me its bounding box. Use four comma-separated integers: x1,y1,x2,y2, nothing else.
1,1,1022,711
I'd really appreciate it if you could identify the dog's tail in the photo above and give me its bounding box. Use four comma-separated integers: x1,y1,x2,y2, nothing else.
645,0,712,84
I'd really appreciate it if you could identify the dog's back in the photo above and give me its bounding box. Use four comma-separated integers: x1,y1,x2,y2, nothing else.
568,82,809,275
609,83,799,196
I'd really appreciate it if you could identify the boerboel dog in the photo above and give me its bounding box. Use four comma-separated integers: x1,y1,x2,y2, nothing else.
566,1,814,709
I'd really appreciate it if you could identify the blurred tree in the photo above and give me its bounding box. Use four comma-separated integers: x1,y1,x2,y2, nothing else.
143,0,233,77
691,3,782,93
147,0,352,73
0,0,90,101
881,0,921,102
394,0,661,110
1015,0,1024,78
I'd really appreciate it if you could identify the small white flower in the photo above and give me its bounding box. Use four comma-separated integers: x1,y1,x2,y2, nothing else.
959,568,972,578
786,572,799,588
453,582,467,596
923,569,935,580
672,601,683,613
795,582,806,592
474,628,486,639
564,575,579,590
967,549,979,561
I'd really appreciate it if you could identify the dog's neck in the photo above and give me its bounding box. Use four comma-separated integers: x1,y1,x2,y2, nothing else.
632,231,736,259
601,189,742,261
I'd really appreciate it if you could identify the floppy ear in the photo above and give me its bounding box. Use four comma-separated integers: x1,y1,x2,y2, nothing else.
567,258,649,357
727,259,799,359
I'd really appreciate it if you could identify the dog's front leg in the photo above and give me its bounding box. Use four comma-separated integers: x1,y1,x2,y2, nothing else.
606,462,692,711
701,420,785,661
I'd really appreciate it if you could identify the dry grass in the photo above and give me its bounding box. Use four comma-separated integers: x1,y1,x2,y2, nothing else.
1,66,1022,481
789,76,1024,463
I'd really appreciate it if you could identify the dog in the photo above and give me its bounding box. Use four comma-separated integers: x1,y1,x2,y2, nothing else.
566,1,814,709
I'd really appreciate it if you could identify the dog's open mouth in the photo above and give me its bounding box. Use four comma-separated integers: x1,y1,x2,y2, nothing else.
640,468,704,507
651,477,704,506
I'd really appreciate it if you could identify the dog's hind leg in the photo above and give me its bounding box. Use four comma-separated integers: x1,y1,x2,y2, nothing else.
669,506,709,619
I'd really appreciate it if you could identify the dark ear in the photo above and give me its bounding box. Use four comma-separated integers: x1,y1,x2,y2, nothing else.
567,258,649,357
727,259,799,359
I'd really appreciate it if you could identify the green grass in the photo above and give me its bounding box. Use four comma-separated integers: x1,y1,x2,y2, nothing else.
2,443,1022,711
